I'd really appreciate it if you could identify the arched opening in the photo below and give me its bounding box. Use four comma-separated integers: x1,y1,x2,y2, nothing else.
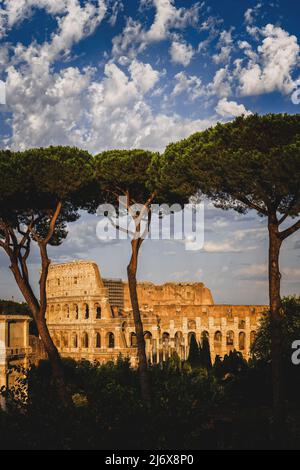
107,332,115,348
82,332,89,348
239,331,246,350
162,332,170,347
84,303,89,319
72,333,78,348
95,303,101,319
144,331,152,362
73,304,79,320
214,331,222,352
95,332,101,348
62,333,68,348
250,330,256,347
63,304,70,319
130,332,137,347
226,330,234,351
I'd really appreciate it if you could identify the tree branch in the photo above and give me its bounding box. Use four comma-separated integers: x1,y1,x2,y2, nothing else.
279,218,300,240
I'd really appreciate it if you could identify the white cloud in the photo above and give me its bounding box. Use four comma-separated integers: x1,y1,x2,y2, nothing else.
112,0,202,58
244,3,262,25
0,0,106,43
237,24,300,96
169,39,194,67
172,71,205,101
204,241,248,253
213,29,234,65
215,97,252,118
209,67,232,98
129,60,160,93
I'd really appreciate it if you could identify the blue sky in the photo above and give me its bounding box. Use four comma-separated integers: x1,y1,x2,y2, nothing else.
0,0,299,304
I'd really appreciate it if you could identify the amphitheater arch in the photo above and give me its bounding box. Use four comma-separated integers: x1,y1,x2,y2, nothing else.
95,332,101,348
239,331,246,350
106,332,115,348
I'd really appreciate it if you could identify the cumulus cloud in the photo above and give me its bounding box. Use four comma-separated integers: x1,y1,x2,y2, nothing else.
237,24,300,96
213,28,234,65
215,97,252,118
171,71,205,101
169,39,194,66
0,0,106,42
112,0,202,58
209,67,232,98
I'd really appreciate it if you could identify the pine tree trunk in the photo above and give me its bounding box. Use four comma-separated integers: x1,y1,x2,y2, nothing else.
35,313,69,402
10,261,70,405
268,215,284,436
127,239,151,403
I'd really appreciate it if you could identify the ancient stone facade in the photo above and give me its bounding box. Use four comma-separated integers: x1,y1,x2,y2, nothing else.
46,260,267,365
0,314,31,400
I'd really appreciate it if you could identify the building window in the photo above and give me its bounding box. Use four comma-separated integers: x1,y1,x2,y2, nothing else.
96,332,101,348
214,331,222,344
74,277,77,285
85,304,89,319
107,332,115,348
239,332,246,350
72,333,78,348
130,332,137,347
82,332,89,348
74,304,79,320
95,305,101,319
226,331,234,346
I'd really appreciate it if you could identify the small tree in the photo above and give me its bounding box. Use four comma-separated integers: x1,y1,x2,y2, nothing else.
188,334,201,368
0,146,94,400
160,113,300,426
201,332,212,370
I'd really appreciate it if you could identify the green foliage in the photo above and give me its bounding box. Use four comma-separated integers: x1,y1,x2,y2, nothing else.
0,299,30,316
1,353,300,449
252,296,300,362
94,149,158,206
0,146,94,244
201,331,212,370
160,114,300,217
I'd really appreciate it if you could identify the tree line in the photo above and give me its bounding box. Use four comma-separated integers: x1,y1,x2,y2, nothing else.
0,113,299,426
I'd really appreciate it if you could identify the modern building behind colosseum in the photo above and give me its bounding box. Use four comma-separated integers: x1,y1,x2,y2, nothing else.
45,260,267,365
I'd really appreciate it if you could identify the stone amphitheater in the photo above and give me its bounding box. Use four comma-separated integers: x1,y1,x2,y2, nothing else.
45,260,267,365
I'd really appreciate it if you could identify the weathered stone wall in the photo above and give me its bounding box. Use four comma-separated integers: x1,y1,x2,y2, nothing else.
46,261,267,365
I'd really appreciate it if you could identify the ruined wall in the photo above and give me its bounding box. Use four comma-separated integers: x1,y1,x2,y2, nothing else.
124,282,214,309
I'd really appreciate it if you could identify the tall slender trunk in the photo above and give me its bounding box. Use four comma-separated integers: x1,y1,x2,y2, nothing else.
10,260,69,404
127,239,151,403
268,214,284,433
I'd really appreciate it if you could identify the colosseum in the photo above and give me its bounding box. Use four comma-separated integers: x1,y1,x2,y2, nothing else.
45,260,267,365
